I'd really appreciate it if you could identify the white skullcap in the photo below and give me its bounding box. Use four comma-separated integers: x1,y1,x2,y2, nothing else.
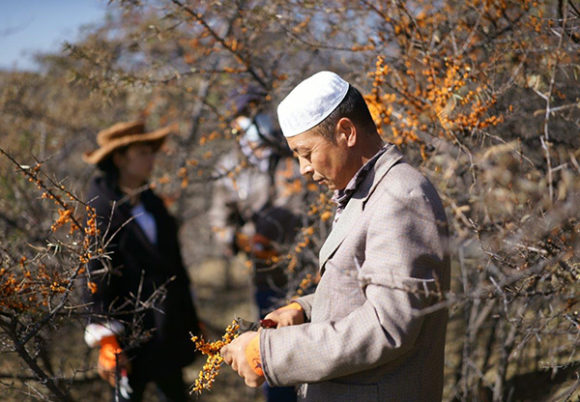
277,71,349,138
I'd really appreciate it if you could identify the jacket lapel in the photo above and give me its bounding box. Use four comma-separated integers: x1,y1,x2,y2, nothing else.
95,179,165,268
318,145,403,272
318,195,363,273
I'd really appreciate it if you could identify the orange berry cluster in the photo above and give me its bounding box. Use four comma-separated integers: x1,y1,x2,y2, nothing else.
0,159,104,314
307,193,333,223
0,260,70,312
361,0,550,152
296,273,315,296
79,205,100,265
190,319,240,394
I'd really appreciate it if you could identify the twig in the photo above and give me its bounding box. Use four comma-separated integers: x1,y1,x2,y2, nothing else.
541,3,568,203
169,0,267,89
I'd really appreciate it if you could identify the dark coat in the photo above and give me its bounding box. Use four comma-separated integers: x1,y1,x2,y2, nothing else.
85,175,200,377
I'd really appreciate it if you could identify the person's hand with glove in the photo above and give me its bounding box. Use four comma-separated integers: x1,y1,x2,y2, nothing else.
263,302,305,327
85,322,132,398
221,331,265,387
97,335,131,386
221,302,305,386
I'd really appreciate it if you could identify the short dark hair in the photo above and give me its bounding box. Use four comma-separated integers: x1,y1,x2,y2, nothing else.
314,85,376,141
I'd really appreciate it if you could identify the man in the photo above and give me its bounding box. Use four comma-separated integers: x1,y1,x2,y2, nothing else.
221,71,450,401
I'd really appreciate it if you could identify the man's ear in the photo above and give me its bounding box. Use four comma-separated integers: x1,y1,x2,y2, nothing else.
335,117,357,147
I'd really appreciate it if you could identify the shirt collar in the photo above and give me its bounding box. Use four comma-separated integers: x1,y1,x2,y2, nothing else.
332,145,388,210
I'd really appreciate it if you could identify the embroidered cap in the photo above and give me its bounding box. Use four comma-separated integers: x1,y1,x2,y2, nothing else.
277,71,349,138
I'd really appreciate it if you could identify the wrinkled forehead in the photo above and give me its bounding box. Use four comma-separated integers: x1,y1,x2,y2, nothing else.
286,129,327,152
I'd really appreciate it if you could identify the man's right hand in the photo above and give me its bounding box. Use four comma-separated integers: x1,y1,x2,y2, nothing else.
264,302,305,328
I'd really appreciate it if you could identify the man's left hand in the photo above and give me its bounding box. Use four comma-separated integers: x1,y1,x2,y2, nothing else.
220,331,265,387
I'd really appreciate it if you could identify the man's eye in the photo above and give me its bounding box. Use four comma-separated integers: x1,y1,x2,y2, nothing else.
293,150,310,161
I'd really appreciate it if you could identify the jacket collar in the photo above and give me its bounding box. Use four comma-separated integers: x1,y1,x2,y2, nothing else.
332,145,388,214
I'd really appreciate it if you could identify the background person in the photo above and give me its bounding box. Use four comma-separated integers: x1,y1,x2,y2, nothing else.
221,71,451,401
82,121,201,402
210,88,302,401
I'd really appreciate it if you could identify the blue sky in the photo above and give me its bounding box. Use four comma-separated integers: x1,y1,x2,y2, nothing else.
0,0,109,71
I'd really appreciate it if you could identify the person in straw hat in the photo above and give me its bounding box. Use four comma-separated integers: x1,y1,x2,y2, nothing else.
220,71,450,401
82,121,201,402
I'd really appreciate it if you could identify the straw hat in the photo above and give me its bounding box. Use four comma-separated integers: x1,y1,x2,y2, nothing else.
83,121,173,165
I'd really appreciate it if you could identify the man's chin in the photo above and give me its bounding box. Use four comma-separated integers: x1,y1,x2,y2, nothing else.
314,178,338,191
323,181,337,191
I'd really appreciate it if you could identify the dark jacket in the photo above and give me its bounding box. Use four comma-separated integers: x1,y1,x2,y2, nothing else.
85,175,200,376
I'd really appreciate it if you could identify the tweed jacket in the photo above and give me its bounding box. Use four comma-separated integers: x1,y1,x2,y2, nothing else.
260,145,450,401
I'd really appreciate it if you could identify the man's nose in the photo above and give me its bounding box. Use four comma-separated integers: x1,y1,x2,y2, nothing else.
299,159,313,176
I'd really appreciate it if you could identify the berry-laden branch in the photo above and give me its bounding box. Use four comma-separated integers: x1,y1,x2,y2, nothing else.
189,319,240,394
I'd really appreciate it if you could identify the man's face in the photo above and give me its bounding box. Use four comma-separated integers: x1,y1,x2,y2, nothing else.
286,128,353,191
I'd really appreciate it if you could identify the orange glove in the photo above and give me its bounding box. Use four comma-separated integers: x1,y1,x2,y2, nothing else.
278,302,303,312
243,303,305,377
97,336,131,397
98,336,122,371
244,334,264,376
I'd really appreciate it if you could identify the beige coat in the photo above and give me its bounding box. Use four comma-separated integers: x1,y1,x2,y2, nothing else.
260,145,450,401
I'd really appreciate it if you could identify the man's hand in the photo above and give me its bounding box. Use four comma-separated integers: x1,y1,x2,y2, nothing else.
264,303,305,328
220,332,265,387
